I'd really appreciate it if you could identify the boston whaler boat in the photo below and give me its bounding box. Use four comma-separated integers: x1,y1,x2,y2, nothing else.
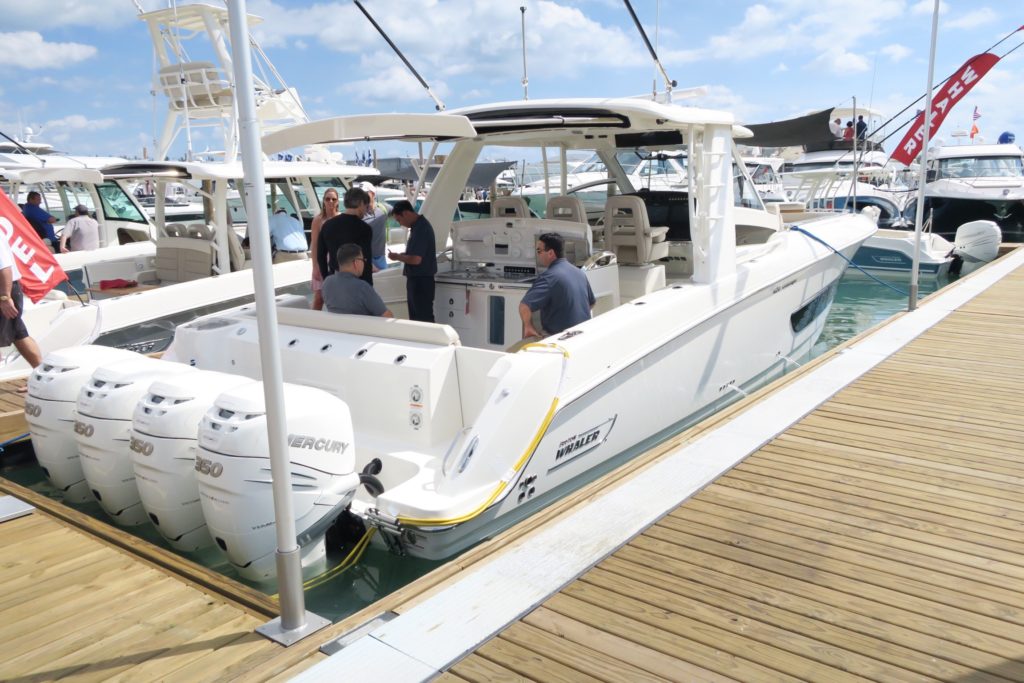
25,99,875,581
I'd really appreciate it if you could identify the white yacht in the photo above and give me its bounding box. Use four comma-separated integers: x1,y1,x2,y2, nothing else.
906,143,1024,243
2,160,371,378
26,98,875,580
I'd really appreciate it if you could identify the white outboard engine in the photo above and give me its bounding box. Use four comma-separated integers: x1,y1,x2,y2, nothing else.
75,357,194,526
131,370,253,552
24,346,139,503
953,220,1002,273
196,381,360,583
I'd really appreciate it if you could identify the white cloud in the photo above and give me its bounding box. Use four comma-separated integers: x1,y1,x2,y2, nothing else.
43,114,120,145
0,0,138,29
881,44,912,62
944,8,997,30
812,48,871,74
773,63,789,74
0,32,96,70
910,0,947,16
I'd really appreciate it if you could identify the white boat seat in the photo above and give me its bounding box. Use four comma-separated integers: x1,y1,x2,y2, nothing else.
603,195,669,265
546,196,587,223
163,222,187,238
491,196,530,218
187,223,215,240
226,228,246,272
155,236,215,284
158,61,233,112
276,307,461,347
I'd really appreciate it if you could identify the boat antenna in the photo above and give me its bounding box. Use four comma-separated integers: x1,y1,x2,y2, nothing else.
622,0,676,103
352,0,445,111
520,6,529,100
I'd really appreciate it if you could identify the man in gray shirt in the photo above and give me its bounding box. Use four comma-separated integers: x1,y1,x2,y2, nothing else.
359,182,389,270
321,243,393,317
59,205,99,252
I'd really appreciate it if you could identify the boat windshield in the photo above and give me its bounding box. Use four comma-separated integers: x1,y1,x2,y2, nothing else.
937,155,1024,179
97,182,148,224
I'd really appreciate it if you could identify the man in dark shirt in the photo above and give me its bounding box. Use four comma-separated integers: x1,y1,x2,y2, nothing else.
322,243,392,317
387,200,437,322
317,186,374,286
855,115,868,140
21,191,58,250
520,232,595,338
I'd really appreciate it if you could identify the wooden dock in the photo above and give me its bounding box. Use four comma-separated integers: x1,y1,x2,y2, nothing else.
2,250,1023,682
441,258,1024,680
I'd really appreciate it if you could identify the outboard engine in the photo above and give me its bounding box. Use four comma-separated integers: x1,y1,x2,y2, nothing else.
75,357,194,526
131,370,253,552
196,381,360,583
952,220,1002,275
24,346,138,503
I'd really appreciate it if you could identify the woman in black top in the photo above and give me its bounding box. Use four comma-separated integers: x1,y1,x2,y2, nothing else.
317,186,374,285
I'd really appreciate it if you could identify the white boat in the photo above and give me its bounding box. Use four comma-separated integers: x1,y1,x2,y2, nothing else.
905,143,1024,243
2,159,372,379
25,98,875,580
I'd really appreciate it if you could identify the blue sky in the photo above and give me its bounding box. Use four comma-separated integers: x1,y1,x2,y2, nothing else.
0,0,1021,161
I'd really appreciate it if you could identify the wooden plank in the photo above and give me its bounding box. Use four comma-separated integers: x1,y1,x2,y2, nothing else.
449,653,534,683
543,591,805,682
522,606,738,683
571,569,920,682
608,548,1022,678
500,620,669,683
477,636,592,683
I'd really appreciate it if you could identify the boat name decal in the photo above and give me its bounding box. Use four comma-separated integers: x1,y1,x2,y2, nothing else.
550,416,617,473
288,434,350,454
129,436,155,456
772,279,797,294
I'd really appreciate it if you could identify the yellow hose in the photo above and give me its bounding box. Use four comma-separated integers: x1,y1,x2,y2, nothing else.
268,526,377,599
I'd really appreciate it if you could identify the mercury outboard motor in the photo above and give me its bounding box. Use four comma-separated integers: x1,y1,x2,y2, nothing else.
75,357,194,526
24,346,138,503
131,370,253,552
196,381,360,583
951,220,1002,275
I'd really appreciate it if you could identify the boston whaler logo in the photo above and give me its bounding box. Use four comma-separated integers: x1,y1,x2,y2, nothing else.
287,433,350,454
550,416,617,473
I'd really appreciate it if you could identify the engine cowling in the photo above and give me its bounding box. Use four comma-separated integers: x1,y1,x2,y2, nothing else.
75,357,194,526
196,381,359,583
954,220,1002,265
131,370,253,552
24,346,139,503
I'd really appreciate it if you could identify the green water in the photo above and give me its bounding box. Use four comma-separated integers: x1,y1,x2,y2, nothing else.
0,269,953,623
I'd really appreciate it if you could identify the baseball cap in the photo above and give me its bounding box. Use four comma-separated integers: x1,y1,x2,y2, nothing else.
357,181,377,194
74,204,90,215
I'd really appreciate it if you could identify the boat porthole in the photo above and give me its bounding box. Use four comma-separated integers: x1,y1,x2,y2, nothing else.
321,344,332,352
671,284,683,289
395,354,407,365
288,339,299,347
634,301,646,305
356,348,368,358
236,327,246,336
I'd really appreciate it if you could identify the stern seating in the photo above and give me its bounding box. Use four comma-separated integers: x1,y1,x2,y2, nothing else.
155,237,215,284
491,196,530,218
276,307,460,347
604,196,669,264
163,222,187,238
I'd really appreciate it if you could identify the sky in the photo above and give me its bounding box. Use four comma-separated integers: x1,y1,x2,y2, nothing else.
0,0,1021,162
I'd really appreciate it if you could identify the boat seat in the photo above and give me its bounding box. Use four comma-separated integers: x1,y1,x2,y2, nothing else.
226,228,246,271
547,196,587,223
154,236,215,284
187,223,215,240
603,195,669,265
158,61,233,112
491,196,530,218
163,222,187,238
276,307,460,347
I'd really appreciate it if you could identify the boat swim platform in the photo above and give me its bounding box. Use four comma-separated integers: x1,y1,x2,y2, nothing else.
293,246,1024,682
0,248,1022,682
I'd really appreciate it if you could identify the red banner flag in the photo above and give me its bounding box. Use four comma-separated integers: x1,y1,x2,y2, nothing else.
891,52,1001,166
0,188,67,302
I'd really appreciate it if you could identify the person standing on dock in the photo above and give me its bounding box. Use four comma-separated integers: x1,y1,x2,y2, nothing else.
387,200,437,323
0,236,42,369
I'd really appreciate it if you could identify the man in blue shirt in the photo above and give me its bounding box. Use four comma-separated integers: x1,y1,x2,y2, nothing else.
268,208,308,262
21,191,58,250
520,232,595,339
387,200,437,322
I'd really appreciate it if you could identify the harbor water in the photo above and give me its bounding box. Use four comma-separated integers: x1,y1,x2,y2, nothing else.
0,269,950,623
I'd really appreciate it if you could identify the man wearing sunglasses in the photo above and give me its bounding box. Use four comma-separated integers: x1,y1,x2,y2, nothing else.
321,243,392,317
